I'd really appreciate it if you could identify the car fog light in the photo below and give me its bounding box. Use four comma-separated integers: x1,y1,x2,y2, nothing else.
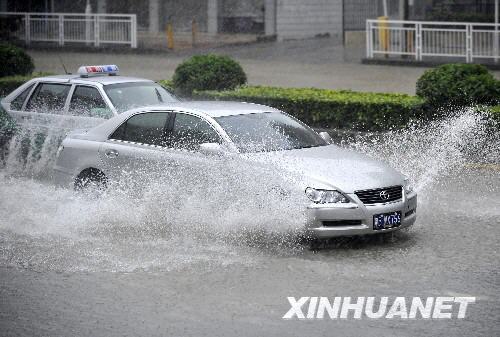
305,187,349,204
404,178,414,194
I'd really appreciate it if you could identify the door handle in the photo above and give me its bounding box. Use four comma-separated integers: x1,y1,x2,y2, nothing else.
105,149,119,158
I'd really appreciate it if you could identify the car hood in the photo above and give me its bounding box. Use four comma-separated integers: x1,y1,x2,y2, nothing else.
243,145,405,193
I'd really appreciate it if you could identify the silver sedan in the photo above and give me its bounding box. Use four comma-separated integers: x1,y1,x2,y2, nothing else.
54,101,417,238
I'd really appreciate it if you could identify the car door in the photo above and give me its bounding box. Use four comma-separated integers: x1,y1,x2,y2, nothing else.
21,82,111,132
99,110,225,191
23,82,72,132
9,82,72,162
158,111,227,189
98,111,173,188
24,82,71,123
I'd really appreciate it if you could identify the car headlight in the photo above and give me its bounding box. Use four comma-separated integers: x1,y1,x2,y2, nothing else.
305,187,349,204
404,178,414,194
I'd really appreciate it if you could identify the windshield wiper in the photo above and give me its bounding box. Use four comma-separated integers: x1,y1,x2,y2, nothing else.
155,88,163,103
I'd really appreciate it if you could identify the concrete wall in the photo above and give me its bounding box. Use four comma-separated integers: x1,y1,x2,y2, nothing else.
275,0,342,40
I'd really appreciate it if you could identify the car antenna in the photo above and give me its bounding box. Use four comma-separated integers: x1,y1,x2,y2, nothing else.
58,55,71,75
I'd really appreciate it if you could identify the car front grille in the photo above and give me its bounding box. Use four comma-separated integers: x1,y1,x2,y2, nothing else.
354,185,403,205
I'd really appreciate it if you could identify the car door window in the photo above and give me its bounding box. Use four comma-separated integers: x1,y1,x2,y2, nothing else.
26,83,71,114
69,85,112,118
110,112,169,146
167,113,221,151
11,83,35,111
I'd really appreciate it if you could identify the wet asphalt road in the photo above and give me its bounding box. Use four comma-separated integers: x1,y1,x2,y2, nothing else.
28,39,430,94
1,167,499,337
27,38,500,95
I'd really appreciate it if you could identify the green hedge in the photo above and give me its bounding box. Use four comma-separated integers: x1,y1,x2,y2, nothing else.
158,79,174,91
0,73,51,97
194,86,426,131
489,105,500,122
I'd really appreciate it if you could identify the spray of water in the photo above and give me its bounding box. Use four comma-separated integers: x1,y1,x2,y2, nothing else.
0,108,498,271
348,108,499,194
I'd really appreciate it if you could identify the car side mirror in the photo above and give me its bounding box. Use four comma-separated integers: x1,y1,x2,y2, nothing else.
319,131,333,144
199,142,226,156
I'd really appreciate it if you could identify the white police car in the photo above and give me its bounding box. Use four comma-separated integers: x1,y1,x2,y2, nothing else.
1,65,178,132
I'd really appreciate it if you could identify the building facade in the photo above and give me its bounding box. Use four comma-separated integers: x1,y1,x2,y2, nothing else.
1,1,496,44
0,0,344,41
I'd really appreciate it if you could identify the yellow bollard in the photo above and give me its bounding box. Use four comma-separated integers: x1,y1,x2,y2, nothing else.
166,23,174,50
378,16,389,58
192,18,197,47
407,30,414,54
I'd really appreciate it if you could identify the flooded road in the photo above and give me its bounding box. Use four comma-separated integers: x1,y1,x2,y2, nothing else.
0,111,499,336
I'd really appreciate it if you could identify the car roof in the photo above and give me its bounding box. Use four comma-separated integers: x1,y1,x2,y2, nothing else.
81,101,282,142
124,101,282,118
33,74,153,85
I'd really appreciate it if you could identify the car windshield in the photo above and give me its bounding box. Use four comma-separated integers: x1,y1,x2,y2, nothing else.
216,111,327,153
104,82,177,113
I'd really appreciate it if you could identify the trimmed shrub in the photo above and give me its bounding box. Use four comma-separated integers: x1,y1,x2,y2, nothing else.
0,43,34,77
416,63,500,109
194,86,425,131
172,54,246,96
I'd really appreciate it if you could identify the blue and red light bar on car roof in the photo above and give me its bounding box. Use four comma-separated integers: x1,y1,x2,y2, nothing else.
77,65,119,77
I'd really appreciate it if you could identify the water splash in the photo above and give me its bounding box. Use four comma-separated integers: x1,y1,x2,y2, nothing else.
0,125,308,272
348,108,499,193
0,108,498,272
3,126,65,180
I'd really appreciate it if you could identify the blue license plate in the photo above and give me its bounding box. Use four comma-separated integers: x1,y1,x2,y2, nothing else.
373,211,401,230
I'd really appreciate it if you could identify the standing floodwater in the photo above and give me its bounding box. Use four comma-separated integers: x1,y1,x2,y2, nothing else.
0,109,499,337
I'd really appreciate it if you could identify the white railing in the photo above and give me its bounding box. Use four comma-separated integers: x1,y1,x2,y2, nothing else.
366,19,499,63
0,12,137,48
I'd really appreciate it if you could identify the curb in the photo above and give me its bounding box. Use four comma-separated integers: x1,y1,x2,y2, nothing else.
361,58,500,71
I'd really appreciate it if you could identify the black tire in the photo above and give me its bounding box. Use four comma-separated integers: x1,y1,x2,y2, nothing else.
74,168,107,193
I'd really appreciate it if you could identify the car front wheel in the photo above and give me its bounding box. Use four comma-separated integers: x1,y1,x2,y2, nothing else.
74,168,107,194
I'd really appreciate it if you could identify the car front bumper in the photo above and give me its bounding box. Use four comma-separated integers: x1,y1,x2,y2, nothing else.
53,166,75,189
305,192,417,238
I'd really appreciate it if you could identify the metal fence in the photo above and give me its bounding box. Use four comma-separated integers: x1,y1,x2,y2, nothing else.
366,19,499,63
0,12,137,48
